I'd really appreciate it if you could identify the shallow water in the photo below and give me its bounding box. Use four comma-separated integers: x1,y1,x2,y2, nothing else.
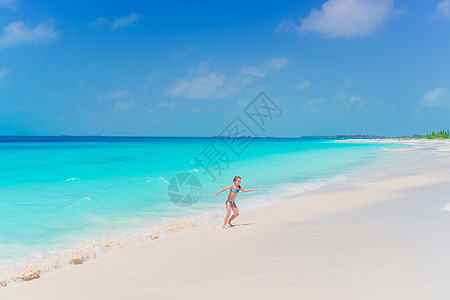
0,136,410,283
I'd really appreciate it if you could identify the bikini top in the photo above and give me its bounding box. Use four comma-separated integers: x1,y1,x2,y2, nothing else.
230,187,240,193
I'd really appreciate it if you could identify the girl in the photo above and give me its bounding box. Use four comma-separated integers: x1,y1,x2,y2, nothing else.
214,176,257,229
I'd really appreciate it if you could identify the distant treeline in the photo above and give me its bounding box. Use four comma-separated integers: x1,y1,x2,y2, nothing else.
413,130,450,139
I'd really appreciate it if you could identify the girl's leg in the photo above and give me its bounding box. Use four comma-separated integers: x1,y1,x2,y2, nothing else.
222,200,232,229
228,204,239,226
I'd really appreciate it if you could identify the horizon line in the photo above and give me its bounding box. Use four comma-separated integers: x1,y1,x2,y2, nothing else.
0,134,397,138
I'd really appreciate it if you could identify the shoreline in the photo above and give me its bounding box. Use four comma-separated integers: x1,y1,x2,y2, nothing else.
0,138,383,287
2,139,450,298
340,138,450,146
0,173,349,287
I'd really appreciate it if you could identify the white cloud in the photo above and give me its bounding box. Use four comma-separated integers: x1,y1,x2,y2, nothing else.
436,0,450,19
278,0,395,38
349,94,362,103
172,46,196,59
0,68,10,87
165,69,252,100
0,21,59,50
301,97,326,111
343,79,353,87
189,60,211,76
88,17,109,29
275,19,297,34
265,57,289,70
337,79,352,99
142,71,160,89
156,101,181,111
112,100,135,112
166,71,226,99
146,72,160,82
240,65,266,77
98,89,130,100
422,87,448,106
293,80,310,91
347,94,367,106
111,13,140,30
89,13,141,31
337,79,367,106
240,56,289,78
166,57,288,99
0,68,11,80
0,0,19,9
307,98,324,106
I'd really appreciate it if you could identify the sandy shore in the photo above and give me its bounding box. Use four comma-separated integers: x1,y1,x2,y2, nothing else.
2,139,450,299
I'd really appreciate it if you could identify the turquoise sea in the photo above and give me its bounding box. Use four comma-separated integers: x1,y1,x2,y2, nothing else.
0,136,408,283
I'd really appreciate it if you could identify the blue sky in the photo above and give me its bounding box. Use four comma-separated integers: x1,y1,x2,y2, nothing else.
0,0,449,137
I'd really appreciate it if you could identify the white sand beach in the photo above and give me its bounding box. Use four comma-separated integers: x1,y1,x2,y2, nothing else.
2,139,450,299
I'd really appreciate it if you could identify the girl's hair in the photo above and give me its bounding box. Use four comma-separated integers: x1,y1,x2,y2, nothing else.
233,176,241,188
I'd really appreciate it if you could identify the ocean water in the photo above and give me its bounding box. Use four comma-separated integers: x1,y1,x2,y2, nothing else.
0,136,409,284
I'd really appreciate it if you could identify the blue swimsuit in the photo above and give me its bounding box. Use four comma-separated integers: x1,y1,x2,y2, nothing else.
227,187,239,204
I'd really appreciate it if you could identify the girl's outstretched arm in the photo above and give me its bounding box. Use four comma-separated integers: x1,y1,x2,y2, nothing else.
214,185,233,195
240,187,257,192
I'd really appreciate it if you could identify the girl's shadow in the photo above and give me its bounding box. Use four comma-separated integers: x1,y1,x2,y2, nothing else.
230,223,251,227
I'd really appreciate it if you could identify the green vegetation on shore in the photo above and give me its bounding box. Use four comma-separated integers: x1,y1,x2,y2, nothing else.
414,130,450,139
